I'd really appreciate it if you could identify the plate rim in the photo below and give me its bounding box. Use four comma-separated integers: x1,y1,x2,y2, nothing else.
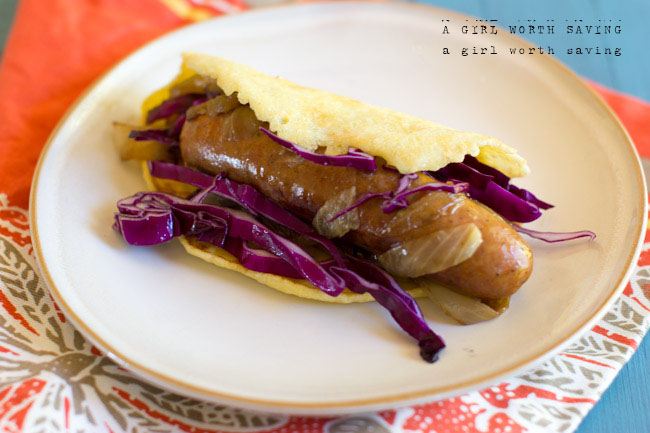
28,1,648,414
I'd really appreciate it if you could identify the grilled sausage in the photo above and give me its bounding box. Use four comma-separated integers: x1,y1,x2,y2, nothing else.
179,106,532,299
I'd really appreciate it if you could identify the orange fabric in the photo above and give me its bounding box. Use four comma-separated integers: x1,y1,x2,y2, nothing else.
589,81,650,159
0,0,648,212
0,0,187,209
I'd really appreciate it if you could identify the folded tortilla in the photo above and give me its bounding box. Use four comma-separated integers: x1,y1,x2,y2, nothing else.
181,52,529,178
140,53,529,303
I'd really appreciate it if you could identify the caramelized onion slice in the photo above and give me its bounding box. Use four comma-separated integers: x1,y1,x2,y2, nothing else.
186,94,241,120
313,187,361,238
170,74,222,97
418,279,500,325
378,223,483,278
223,106,267,141
483,297,510,313
113,122,172,162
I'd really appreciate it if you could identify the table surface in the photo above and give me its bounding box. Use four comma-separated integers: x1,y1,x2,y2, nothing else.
1,1,648,432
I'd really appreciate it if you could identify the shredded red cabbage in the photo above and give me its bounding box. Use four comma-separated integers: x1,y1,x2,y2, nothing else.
431,157,596,240
132,96,209,147
148,161,345,266
383,178,469,213
148,160,212,188
328,173,468,222
462,156,553,210
260,128,377,171
146,93,205,124
168,113,187,138
221,238,303,279
464,181,542,223
324,256,445,362
114,191,346,296
513,225,596,243
432,161,493,189
129,129,180,147
430,158,548,223
114,190,444,362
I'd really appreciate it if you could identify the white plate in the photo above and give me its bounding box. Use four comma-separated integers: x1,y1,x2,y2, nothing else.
30,2,646,415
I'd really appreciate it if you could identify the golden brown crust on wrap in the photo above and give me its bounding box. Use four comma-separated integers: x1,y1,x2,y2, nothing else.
182,52,529,178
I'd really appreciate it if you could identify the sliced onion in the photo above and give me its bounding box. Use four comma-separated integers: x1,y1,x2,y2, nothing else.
378,223,483,278
113,122,173,162
260,128,377,171
483,297,510,313
327,191,388,223
186,94,241,120
170,75,222,98
224,106,265,142
418,279,500,325
513,225,596,243
313,187,360,238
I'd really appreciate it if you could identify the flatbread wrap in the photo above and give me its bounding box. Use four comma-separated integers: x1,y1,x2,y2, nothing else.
113,53,594,362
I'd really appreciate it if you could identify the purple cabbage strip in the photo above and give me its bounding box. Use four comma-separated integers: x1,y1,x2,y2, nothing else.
326,191,388,223
328,173,468,221
395,173,420,194
146,93,205,124
221,237,303,279
431,162,493,189
327,175,420,222
375,173,418,213
507,184,553,211
148,160,213,188
466,181,542,223
114,191,346,296
429,156,551,223
168,97,208,136
462,156,554,210
130,96,208,148
260,128,377,171
513,225,596,243
168,113,187,138
382,180,469,213
114,190,444,362
148,161,345,265
129,129,179,147
323,256,445,362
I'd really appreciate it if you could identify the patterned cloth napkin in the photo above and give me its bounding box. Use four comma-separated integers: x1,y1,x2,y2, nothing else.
1,1,649,432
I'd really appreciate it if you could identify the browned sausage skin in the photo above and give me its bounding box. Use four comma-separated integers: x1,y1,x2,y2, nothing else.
180,106,533,300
